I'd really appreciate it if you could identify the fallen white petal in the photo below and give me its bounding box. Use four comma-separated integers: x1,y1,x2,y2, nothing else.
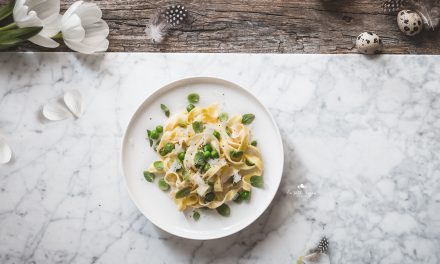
28,34,60,48
0,137,12,164
64,90,83,118
43,102,73,121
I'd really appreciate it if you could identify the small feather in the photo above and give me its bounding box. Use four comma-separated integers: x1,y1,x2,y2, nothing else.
408,0,440,29
145,11,169,43
383,0,407,13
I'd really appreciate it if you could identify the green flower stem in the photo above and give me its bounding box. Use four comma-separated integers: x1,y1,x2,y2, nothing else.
52,32,63,39
0,22,17,32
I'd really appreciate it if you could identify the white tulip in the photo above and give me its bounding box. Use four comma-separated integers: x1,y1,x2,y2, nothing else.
13,0,62,48
61,1,109,54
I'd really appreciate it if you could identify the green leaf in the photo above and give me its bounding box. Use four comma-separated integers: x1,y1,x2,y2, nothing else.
245,159,255,166
194,152,206,167
160,104,170,117
147,130,153,147
182,169,190,181
187,93,200,104
216,204,230,216
143,171,155,182
0,27,43,45
230,150,244,160
175,187,191,199
204,192,215,203
241,114,255,125
218,112,228,122
0,1,14,21
250,140,257,146
192,121,204,133
250,176,264,188
186,104,195,112
159,143,174,156
158,178,169,191
153,161,164,170
192,211,200,221
213,130,221,140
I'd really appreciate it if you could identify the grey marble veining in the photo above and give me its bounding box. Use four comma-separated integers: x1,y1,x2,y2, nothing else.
0,53,439,264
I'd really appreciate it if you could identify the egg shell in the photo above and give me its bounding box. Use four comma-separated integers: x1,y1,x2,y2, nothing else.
397,10,423,36
355,32,383,55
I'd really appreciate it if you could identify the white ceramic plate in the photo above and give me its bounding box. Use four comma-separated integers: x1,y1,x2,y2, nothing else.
121,77,284,240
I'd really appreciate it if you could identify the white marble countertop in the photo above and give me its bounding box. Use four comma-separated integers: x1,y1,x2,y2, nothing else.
0,53,439,264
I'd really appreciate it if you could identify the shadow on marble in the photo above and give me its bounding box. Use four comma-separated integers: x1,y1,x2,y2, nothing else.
149,132,308,261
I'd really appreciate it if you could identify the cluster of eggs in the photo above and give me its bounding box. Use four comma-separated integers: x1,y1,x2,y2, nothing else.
356,9,423,54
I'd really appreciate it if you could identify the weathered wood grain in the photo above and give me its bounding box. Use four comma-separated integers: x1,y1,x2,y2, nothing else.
7,0,440,53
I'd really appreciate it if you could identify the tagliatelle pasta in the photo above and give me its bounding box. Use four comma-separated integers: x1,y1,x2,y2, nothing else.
144,94,264,217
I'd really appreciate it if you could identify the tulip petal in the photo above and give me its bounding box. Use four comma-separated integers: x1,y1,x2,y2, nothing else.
61,0,109,53
30,0,60,20
75,2,102,25
62,1,83,23
14,9,42,28
28,34,60,48
40,13,62,37
82,20,109,45
61,14,85,41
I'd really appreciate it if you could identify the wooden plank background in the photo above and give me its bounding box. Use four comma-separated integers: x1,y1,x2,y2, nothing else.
8,0,440,53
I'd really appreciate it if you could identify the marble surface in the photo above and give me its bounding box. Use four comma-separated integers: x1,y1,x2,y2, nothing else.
0,53,439,264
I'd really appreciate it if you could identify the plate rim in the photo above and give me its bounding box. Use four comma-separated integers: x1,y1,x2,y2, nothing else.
120,76,284,240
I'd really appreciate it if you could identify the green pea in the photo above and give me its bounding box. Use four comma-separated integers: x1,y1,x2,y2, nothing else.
188,93,200,104
216,204,230,217
203,144,212,152
159,143,175,156
240,190,251,200
153,161,164,170
250,175,264,188
203,163,211,172
164,143,174,151
155,125,163,133
143,171,155,182
213,130,221,140
204,192,215,203
187,104,195,112
251,140,257,146
210,150,219,159
175,187,191,199
158,178,169,191
150,130,159,140
193,211,200,221
230,150,243,160
218,112,228,122
203,150,211,159
178,152,185,161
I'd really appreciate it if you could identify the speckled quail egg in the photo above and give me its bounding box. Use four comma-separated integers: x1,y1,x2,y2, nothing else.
397,10,423,36
355,32,383,55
